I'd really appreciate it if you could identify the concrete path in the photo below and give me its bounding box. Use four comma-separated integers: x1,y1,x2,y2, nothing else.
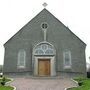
10,77,77,90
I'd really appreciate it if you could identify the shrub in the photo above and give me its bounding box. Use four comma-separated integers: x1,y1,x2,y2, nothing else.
1,81,5,86
0,77,6,86
87,72,90,78
74,77,85,86
78,80,83,86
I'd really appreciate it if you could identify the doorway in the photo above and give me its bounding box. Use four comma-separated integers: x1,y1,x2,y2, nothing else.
38,59,50,76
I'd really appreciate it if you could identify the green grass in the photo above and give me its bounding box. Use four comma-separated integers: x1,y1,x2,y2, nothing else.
68,78,90,90
0,86,14,90
0,77,14,90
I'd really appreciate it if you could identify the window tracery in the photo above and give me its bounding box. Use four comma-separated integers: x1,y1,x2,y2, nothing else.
34,43,55,55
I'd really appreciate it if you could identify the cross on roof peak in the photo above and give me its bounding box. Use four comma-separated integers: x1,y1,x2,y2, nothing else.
42,2,48,8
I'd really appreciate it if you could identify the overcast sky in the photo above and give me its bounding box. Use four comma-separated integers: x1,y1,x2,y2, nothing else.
0,0,90,65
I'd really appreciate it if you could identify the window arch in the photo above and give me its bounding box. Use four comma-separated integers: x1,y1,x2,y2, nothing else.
33,42,55,56
17,50,26,68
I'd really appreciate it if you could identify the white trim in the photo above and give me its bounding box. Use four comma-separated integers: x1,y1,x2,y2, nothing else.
64,78,78,90
33,41,56,56
41,22,48,41
41,22,48,30
44,29,47,41
5,78,16,90
33,41,56,51
71,78,79,85
6,78,14,84
13,86,16,90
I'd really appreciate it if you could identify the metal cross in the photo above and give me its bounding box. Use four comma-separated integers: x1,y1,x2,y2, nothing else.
42,2,48,8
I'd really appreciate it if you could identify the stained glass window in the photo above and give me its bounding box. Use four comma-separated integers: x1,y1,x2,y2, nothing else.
34,43,55,55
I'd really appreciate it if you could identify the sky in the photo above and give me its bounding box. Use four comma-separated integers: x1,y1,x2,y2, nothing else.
0,0,90,65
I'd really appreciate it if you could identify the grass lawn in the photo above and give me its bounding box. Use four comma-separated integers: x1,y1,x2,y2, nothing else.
68,78,90,90
0,77,14,90
0,86,14,90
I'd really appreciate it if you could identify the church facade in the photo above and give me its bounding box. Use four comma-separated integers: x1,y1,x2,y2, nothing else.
3,9,86,77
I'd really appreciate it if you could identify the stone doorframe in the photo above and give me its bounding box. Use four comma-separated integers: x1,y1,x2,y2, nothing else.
32,41,56,76
33,56,56,76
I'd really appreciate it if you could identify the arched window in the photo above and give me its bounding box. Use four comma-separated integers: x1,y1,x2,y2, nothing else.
33,43,55,56
63,50,72,69
17,50,26,68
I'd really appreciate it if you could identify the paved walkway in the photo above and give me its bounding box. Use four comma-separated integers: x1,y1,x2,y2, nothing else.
10,77,77,90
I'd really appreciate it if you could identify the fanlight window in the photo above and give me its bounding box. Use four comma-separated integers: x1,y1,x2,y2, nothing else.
34,43,55,55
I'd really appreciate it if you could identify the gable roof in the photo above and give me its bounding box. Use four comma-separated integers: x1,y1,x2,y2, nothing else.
4,8,86,46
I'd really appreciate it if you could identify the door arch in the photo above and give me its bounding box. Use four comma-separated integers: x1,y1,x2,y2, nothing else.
32,41,56,76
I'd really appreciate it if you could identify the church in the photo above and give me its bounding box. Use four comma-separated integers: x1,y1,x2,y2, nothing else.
3,8,86,77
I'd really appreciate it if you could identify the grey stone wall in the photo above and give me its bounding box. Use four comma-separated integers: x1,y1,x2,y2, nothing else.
3,9,86,76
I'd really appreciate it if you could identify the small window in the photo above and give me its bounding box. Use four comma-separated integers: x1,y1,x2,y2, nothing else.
41,23,48,29
63,50,71,69
17,50,26,68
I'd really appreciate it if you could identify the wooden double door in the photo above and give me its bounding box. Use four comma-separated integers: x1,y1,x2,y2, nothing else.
38,59,50,76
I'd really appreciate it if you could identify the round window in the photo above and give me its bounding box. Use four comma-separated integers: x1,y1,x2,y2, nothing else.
41,23,48,29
